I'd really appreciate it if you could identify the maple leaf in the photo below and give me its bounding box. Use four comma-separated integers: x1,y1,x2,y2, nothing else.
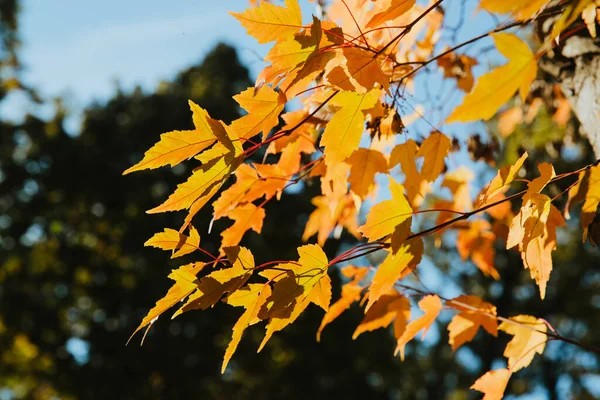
231,86,286,140
447,295,498,351
365,0,416,29
389,139,430,207
147,122,243,220
317,282,364,341
565,164,600,240
144,226,200,259
358,176,413,241
320,89,381,167
475,152,528,208
128,263,204,343
437,52,478,92
329,48,390,93
220,203,266,250
173,247,255,317
230,0,303,44
222,283,272,373
456,220,499,279
447,33,537,122
366,237,423,310
212,164,260,220
347,148,389,199
396,294,443,360
498,315,547,372
416,132,452,182
258,244,330,350
506,163,565,298
123,101,220,174
353,292,410,340
480,0,550,21
471,369,512,400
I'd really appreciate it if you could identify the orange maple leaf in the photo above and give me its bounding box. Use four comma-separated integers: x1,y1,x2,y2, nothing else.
447,295,498,351
416,132,452,182
471,369,512,400
347,148,389,199
365,0,416,29
353,292,410,340
395,294,443,360
220,203,266,251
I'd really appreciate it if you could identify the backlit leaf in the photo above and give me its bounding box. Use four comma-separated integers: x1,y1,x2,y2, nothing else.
144,226,201,259
471,369,512,400
129,263,204,343
416,132,451,182
358,176,412,241
447,33,536,122
498,315,547,372
123,101,219,174
230,0,303,44
347,148,389,198
396,294,443,360
447,295,498,351
320,89,381,167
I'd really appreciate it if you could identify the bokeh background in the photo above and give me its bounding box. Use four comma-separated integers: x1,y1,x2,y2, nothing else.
1,1,600,399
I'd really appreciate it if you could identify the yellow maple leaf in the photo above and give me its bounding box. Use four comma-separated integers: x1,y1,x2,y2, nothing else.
123,101,220,175
258,244,329,350
222,283,272,373
471,369,512,400
396,294,443,360
365,0,416,29
447,295,498,351
447,33,537,122
353,292,410,340
366,237,423,310
416,132,452,182
231,86,286,140
230,0,303,44
148,122,243,217
320,89,381,167
173,247,255,318
358,176,413,241
220,203,266,250
144,226,200,259
479,0,549,21
498,315,547,372
475,152,528,208
212,164,260,220
128,263,204,343
347,148,389,199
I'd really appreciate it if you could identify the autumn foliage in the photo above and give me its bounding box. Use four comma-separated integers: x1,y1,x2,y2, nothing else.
124,0,600,398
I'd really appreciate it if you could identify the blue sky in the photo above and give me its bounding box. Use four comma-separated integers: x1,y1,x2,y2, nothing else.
2,0,315,127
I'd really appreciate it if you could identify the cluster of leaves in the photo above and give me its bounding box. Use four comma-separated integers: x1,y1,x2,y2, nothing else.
125,1,600,398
